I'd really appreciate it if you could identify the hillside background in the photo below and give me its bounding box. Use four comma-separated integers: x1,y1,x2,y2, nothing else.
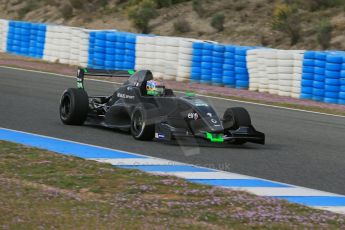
0,0,344,50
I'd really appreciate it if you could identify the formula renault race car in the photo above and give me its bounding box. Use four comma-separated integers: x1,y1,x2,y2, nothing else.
59,68,265,146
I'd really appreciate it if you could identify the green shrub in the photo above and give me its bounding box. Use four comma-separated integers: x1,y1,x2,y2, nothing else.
317,19,333,49
173,19,191,33
192,0,205,17
272,4,301,45
210,13,225,32
128,0,158,33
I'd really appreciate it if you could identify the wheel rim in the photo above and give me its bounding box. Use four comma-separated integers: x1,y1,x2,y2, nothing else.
133,112,144,136
61,95,71,119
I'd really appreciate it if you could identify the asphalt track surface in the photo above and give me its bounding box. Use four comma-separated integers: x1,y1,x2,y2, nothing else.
1,66,345,195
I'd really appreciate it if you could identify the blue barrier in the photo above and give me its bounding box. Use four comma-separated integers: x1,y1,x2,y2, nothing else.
191,42,205,83
323,53,343,104
312,51,326,101
200,42,214,84
88,31,136,70
339,57,345,105
234,46,252,89
190,43,252,88
88,31,96,67
301,51,315,100
211,44,224,86
6,21,46,58
222,45,236,87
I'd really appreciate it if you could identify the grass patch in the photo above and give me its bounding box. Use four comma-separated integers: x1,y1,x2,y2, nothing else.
0,140,345,228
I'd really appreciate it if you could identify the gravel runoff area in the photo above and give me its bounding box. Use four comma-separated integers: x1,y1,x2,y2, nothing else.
0,52,344,115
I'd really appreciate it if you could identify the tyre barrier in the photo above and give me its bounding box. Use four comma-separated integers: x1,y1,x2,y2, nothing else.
246,49,304,97
312,52,326,102
88,31,136,70
177,39,194,82
6,21,46,58
301,51,315,100
291,51,304,98
340,61,345,105
300,51,345,103
223,45,236,87
135,35,194,81
234,46,253,89
200,42,216,85
324,52,343,104
190,43,248,88
1,19,345,105
0,19,9,52
191,42,203,83
43,25,90,66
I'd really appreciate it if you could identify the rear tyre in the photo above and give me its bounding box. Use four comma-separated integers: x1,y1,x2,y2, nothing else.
131,108,155,141
223,107,252,145
60,88,89,125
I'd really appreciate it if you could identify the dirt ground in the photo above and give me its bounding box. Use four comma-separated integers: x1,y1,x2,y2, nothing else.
1,0,345,50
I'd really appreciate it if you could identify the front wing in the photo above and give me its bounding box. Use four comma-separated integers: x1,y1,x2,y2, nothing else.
155,123,265,146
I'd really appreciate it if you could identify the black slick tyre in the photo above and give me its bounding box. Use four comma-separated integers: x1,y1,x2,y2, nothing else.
223,107,252,145
131,108,155,141
59,88,89,125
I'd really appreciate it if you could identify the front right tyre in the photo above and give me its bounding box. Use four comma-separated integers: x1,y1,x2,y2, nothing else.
223,107,252,145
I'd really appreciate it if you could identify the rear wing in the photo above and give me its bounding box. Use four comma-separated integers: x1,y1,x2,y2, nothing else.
77,68,135,89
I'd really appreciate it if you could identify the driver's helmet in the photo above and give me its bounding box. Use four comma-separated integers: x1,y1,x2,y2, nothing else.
146,80,164,96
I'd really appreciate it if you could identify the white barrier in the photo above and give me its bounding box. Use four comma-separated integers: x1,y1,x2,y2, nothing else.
291,52,304,98
177,39,194,82
43,25,89,67
135,35,195,82
0,19,8,52
248,49,305,97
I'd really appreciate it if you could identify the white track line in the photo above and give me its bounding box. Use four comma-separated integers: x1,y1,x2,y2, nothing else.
1,65,344,118
225,187,339,197
90,158,185,166
316,207,345,214
154,171,253,179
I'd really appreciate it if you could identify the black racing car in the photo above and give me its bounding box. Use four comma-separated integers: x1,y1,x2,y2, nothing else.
59,68,265,146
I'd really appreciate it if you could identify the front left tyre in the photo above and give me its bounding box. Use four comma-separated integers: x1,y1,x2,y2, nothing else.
130,107,155,141
59,88,89,125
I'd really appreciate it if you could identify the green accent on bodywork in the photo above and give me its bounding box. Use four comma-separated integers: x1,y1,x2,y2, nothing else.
83,68,88,73
205,132,224,143
128,70,135,75
185,92,195,97
77,82,83,89
147,90,158,96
